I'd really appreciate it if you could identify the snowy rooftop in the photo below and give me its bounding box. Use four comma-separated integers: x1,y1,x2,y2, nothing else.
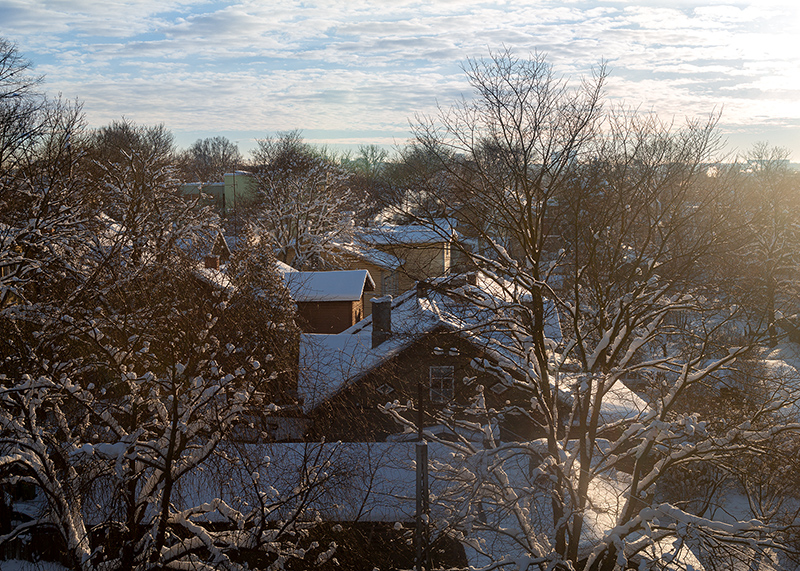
171,441,675,566
357,222,455,246
275,259,297,274
173,441,628,528
177,442,431,523
299,290,439,411
335,241,405,270
299,274,648,422
283,269,376,302
193,266,233,291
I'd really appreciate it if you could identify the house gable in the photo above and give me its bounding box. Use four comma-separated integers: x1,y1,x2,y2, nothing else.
298,286,552,442
296,299,365,334
334,223,456,308
297,274,643,444
305,329,509,441
283,269,375,302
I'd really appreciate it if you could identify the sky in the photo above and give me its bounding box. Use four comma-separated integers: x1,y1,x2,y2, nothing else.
1,0,799,160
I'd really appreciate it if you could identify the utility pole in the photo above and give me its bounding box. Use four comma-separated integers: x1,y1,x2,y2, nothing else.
232,169,237,241
416,375,431,571
232,141,240,242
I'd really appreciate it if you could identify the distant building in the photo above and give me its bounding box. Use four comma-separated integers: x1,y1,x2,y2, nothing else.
181,172,258,215
180,181,226,211
223,171,257,213
337,223,455,314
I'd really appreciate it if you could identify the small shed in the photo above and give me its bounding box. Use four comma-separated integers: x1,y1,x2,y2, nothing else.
284,269,376,334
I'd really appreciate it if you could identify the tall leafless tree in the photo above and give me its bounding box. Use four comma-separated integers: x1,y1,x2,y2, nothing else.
249,131,364,270
178,135,242,183
385,48,800,570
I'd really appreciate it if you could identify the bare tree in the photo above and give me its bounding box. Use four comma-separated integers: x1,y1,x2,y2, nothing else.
0,191,306,570
249,131,364,270
0,38,90,308
83,119,214,266
0,97,88,308
0,38,44,175
0,51,319,566
345,144,389,179
179,135,242,183
726,144,800,347
386,48,800,570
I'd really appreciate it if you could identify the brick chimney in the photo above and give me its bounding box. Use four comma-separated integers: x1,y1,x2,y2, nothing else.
204,255,220,270
371,296,393,348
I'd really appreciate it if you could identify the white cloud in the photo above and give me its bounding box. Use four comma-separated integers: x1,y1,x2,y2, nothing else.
2,0,798,158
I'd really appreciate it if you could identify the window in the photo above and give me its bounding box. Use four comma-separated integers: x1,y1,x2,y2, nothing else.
376,383,395,396
429,365,454,403
382,271,399,296
490,382,508,394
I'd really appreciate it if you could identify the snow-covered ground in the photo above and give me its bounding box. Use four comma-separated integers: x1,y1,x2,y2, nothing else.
1,562,70,571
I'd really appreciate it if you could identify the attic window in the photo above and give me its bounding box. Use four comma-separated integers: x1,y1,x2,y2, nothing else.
430,366,454,403
490,383,509,395
376,384,395,396
382,271,399,296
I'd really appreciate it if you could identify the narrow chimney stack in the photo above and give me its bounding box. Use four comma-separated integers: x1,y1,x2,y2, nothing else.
371,296,393,348
204,255,220,270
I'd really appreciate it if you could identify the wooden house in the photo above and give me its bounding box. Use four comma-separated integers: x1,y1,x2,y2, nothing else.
298,273,647,443
336,223,455,315
298,277,563,442
283,269,376,334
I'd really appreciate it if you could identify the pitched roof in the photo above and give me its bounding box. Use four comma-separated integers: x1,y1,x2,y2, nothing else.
172,440,691,568
299,276,562,412
331,222,455,271
299,290,437,412
356,222,455,246
336,241,405,270
283,269,376,302
299,274,648,422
